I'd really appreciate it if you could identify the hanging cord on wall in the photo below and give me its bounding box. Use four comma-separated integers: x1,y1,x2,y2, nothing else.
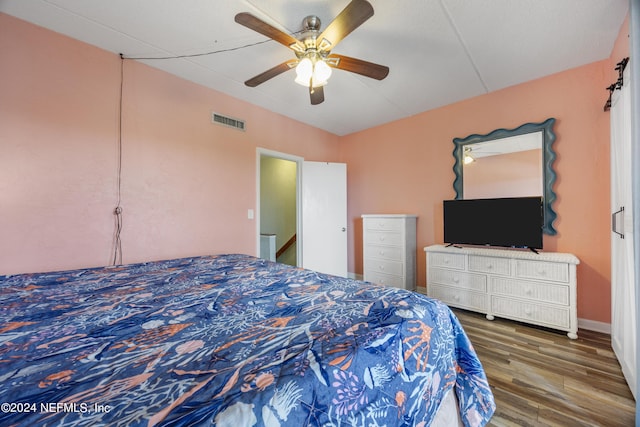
110,35,301,263
112,54,124,265
604,57,630,111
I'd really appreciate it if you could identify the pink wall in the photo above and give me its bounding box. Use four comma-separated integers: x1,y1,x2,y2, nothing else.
340,48,626,325
0,13,339,274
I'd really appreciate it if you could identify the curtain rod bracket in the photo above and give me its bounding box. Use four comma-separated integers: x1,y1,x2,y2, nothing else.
604,57,630,112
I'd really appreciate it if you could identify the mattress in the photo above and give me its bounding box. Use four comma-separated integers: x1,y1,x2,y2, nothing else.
0,254,495,426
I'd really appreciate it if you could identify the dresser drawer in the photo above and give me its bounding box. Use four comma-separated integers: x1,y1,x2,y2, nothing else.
469,255,510,275
429,284,487,312
366,231,403,246
428,252,465,270
364,244,403,261
428,268,486,292
491,296,570,329
366,271,406,289
490,277,569,306
365,259,404,277
364,218,403,232
515,260,569,283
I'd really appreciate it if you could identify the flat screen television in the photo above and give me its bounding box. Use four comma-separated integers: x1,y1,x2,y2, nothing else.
443,196,543,250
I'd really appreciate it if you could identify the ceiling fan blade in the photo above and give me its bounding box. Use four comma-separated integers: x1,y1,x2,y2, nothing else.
310,86,325,105
327,54,389,80
235,12,304,52
317,0,374,52
244,60,298,87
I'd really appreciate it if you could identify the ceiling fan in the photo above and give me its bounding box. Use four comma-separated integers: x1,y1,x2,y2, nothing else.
234,0,389,105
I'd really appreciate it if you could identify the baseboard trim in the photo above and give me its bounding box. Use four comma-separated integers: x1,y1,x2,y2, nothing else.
578,318,611,334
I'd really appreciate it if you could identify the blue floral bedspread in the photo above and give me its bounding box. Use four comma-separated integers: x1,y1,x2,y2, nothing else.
0,254,494,426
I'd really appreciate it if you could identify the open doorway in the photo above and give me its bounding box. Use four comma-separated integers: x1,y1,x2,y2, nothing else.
257,149,301,267
256,149,347,276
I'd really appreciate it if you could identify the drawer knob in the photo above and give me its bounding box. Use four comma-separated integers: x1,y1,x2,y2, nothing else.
378,265,385,271
379,236,385,242
486,264,493,270
524,308,532,316
379,250,385,256
525,288,532,296
454,295,460,301
453,276,459,283
443,259,449,264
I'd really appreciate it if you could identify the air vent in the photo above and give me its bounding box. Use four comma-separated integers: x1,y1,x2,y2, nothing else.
212,112,246,131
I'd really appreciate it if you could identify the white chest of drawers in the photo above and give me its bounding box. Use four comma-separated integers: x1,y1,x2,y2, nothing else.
362,215,417,290
425,244,580,338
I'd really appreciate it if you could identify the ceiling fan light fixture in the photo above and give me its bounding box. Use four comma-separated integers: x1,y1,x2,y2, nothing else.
313,59,332,84
463,147,475,164
294,57,313,85
295,55,332,88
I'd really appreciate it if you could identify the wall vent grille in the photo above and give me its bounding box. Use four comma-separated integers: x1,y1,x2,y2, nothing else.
212,112,246,131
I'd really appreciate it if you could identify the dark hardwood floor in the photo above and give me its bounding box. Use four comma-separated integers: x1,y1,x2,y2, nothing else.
453,308,636,427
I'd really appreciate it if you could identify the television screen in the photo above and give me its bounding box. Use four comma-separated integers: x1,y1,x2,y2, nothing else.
443,196,543,249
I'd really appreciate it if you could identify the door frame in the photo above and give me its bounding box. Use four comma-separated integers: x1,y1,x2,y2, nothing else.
256,148,304,266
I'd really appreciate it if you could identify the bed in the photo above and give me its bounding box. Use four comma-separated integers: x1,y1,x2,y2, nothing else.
0,254,495,426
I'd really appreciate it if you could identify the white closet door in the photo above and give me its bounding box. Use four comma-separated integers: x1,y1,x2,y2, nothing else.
610,65,636,399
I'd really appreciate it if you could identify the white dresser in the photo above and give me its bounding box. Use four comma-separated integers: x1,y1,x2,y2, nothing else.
362,215,417,290
425,244,580,338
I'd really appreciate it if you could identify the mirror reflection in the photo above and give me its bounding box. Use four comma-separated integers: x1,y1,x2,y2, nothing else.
463,132,543,199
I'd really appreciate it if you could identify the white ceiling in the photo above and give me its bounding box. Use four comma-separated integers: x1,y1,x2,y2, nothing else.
0,0,629,136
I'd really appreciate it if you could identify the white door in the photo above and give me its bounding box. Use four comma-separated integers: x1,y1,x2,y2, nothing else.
301,161,347,277
610,65,636,399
